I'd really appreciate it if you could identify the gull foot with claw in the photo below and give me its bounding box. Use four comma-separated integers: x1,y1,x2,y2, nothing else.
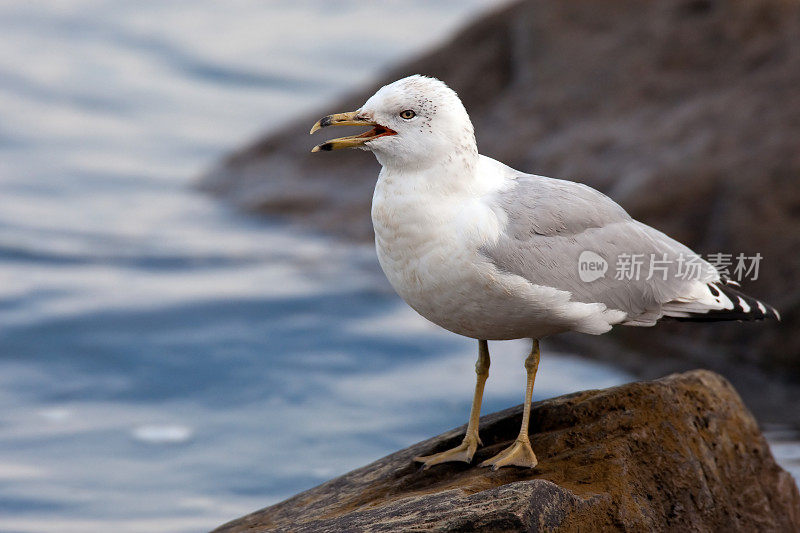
414,434,481,470
479,437,538,470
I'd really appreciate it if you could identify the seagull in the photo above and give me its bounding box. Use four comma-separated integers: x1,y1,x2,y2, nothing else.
309,75,779,470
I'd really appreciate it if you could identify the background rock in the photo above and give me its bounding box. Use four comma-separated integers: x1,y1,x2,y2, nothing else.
212,370,800,532
200,0,800,422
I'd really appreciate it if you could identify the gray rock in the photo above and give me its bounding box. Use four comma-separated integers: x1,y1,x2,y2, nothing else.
212,370,800,532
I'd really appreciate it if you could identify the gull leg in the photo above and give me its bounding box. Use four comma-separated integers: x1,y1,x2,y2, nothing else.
479,339,540,470
414,340,490,469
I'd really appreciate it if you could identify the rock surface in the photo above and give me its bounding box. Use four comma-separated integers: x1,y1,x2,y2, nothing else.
199,0,799,410
213,370,800,532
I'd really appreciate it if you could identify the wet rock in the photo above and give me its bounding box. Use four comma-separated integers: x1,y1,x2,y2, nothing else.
212,370,800,532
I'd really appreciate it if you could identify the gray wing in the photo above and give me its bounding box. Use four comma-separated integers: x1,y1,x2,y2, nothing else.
482,173,721,325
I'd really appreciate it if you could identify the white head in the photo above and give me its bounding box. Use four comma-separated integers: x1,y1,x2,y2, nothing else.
310,75,478,171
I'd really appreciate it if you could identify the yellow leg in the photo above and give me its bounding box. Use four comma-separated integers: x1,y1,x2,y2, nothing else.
479,339,540,470
414,340,490,469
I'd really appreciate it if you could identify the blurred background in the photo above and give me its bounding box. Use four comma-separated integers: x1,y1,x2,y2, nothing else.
0,1,798,532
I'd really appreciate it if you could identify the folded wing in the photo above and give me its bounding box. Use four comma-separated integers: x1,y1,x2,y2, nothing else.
482,174,778,325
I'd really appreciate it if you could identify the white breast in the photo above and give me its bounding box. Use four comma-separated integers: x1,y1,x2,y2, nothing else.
371,161,536,339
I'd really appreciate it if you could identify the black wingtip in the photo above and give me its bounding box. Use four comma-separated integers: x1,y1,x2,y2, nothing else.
674,280,779,323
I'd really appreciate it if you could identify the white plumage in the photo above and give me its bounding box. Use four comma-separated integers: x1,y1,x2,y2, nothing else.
311,75,778,470
361,76,776,337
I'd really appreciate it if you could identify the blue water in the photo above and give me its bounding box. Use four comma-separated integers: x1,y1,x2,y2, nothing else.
0,2,792,532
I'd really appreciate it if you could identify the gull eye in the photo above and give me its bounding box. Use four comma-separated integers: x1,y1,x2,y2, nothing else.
399,109,416,120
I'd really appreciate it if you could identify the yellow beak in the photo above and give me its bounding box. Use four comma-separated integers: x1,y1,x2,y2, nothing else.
309,111,396,152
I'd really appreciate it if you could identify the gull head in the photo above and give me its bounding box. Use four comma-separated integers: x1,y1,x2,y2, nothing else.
310,75,477,169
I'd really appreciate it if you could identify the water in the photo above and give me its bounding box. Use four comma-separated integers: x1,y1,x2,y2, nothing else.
0,2,794,532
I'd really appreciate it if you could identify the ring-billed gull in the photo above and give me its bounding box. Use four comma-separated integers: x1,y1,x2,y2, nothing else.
310,75,779,470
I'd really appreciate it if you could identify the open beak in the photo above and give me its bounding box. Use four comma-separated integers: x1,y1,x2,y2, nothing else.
309,111,396,152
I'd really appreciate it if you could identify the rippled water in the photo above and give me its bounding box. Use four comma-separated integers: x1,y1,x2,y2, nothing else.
0,2,795,532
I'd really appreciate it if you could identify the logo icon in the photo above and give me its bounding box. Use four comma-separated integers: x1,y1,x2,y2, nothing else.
578,251,607,282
